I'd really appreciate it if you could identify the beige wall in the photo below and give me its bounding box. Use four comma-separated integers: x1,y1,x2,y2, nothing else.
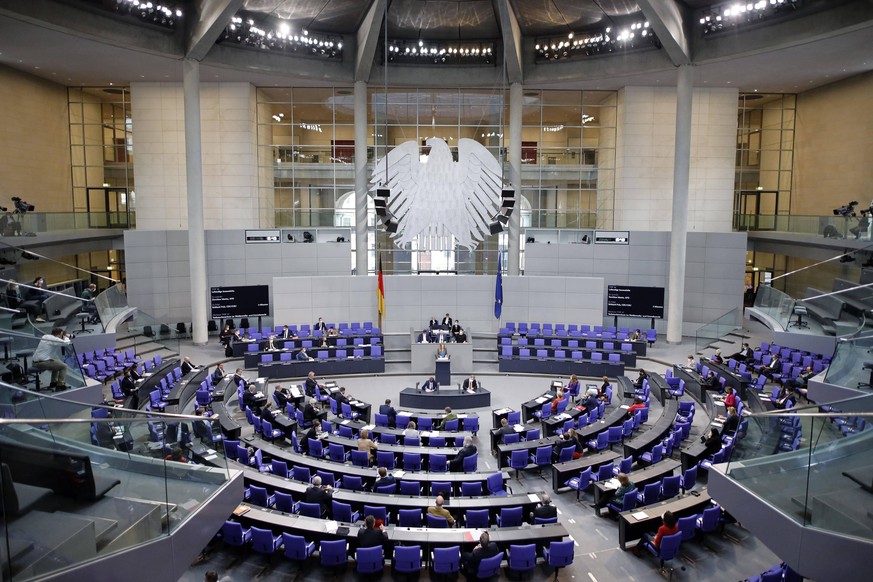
793,72,873,215
0,66,72,211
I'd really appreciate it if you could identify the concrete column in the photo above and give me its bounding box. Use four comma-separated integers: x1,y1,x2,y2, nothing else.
183,59,208,345
667,64,693,344
354,81,369,276
507,82,523,276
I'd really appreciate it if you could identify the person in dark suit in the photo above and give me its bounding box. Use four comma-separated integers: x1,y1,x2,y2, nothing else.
280,325,296,340
302,398,319,425
496,418,515,442
374,466,396,489
120,367,139,409
231,368,247,389
454,327,467,343
702,427,723,457
428,316,439,329
357,515,388,550
531,493,558,521
755,353,782,376
303,475,333,517
441,313,453,328
259,401,276,424
701,371,720,391
241,384,258,413
449,436,476,471
379,399,397,428
180,356,197,376
272,385,290,409
451,320,462,336
334,386,350,408
462,375,479,392
422,376,439,392
728,343,752,362
314,317,327,333
722,406,740,435
212,363,226,385
775,386,797,409
461,532,501,578
300,424,318,455
304,371,320,396
296,347,312,361
633,368,648,389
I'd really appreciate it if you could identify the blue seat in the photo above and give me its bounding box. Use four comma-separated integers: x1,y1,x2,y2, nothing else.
639,443,664,466
329,442,349,463
430,454,447,473
403,452,422,471
399,480,421,496
644,531,682,571
282,533,315,562
375,483,397,494
426,514,449,528
465,509,490,528
587,431,609,451
534,516,558,525
344,475,364,492
221,521,251,547
544,539,575,578
475,553,503,579
297,501,322,518
430,481,452,497
249,485,275,508
613,455,633,476
661,475,681,500
507,544,537,577
637,482,662,506
487,472,509,496
462,417,479,435
508,449,528,479
251,526,283,556
496,506,523,527
292,465,311,483
271,459,291,478
332,500,360,523
433,546,460,577
393,545,421,574
308,438,325,458
461,481,482,496
696,506,724,535
462,452,478,473
565,466,592,500
363,505,389,525
274,491,295,513
320,539,348,568
398,508,422,527
351,449,370,468
607,490,637,517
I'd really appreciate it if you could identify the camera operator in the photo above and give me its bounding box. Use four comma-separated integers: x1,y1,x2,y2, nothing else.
850,204,873,239
32,327,73,390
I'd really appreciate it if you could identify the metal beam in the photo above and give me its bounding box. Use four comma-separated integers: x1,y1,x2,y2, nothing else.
493,0,523,83
355,0,387,82
185,0,244,61
637,0,691,66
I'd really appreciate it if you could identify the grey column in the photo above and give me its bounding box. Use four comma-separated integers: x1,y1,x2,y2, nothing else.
507,82,522,276
354,81,369,276
667,64,693,344
183,59,208,345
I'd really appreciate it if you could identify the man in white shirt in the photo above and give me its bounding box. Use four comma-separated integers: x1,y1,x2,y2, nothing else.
32,327,72,390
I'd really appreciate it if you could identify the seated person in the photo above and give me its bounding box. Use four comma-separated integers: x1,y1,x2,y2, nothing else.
711,350,724,364
438,407,457,430
81,283,98,321
449,436,476,472
357,428,378,461
212,363,227,385
553,432,578,460
463,375,479,392
630,329,642,342
723,386,737,408
684,355,696,368
461,532,500,577
701,428,723,457
259,401,277,424
441,313,453,329
451,321,462,337
580,388,599,412
265,335,278,351
566,374,580,397
403,421,419,440
379,398,397,428
357,515,388,550
626,397,647,418
531,493,558,521
454,326,467,344
722,406,740,435
609,473,636,516
335,386,351,407
598,376,610,399
787,365,815,390
775,386,797,409
280,324,297,340
496,418,515,442
241,384,259,413
418,329,431,343
304,475,333,517
180,356,198,376
633,368,648,389
754,353,782,376
427,495,455,527
550,390,565,413
728,343,752,362
428,315,439,330
272,385,290,409
634,510,679,556
302,398,319,425
296,347,312,361
304,372,320,396
701,371,720,391
374,466,396,490
231,368,247,388
300,424,318,455
422,376,439,392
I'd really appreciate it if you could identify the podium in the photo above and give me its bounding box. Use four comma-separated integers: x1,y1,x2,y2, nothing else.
435,358,451,386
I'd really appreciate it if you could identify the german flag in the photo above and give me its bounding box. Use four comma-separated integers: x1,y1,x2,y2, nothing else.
377,253,385,322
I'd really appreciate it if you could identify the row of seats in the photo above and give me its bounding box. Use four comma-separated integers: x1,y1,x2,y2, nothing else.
82,348,145,383
499,322,656,344
258,345,382,362
499,346,627,363
219,523,574,579
223,321,380,337
243,336,381,351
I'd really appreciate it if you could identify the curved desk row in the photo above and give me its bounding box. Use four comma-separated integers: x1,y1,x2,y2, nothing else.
622,397,679,458
498,357,625,378
499,333,647,356
323,417,475,446
499,344,637,368
212,378,242,440
243,342,382,369
256,358,385,380
244,438,508,489
232,333,382,358
134,359,180,407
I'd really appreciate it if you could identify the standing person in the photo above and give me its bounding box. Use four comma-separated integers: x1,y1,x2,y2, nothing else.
32,327,72,390
436,342,448,359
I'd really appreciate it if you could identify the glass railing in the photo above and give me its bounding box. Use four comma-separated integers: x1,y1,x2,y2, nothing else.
695,308,743,353
2,211,134,235
824,333,873,390
734,213,867,238
752,285,796,329
94,284,131,329
723,402,873,544
115,310,182,359
0,385,231,579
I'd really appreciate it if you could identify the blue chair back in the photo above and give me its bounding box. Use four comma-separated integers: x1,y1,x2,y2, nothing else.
426,514,449,528
398,509,422,527
320,539,348,567
508,544,537,573
476,553,503,578
433,546,460,575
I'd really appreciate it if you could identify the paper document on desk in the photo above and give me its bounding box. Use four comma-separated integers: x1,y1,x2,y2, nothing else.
620,405,630,409
631,511,649,520
341,420,350,425
457,414,467,418
528,494,541,503
324,521,339,534
514,425,525,432
604,478,620,490
496,408,512,414
535,397,548,404
363,424,375,431
393,470,406,478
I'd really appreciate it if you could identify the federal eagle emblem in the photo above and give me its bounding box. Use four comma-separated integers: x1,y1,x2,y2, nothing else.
370,137,515,249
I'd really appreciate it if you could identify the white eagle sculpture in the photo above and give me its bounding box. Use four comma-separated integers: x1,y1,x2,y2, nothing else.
370,137,504,249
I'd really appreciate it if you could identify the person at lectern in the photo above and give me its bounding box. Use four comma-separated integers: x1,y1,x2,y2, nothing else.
436,342,448,359
463,375,479,392
422,376,439,392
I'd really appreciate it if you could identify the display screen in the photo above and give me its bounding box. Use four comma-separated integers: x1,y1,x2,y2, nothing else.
210,285,270,319
607,285,665,319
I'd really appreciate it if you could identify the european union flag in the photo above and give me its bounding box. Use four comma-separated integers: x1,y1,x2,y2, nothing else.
494,253,503,320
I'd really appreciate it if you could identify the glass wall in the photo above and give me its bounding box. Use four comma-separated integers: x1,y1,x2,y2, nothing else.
257,87,616,274
68,87,135,228
733,93,795,231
